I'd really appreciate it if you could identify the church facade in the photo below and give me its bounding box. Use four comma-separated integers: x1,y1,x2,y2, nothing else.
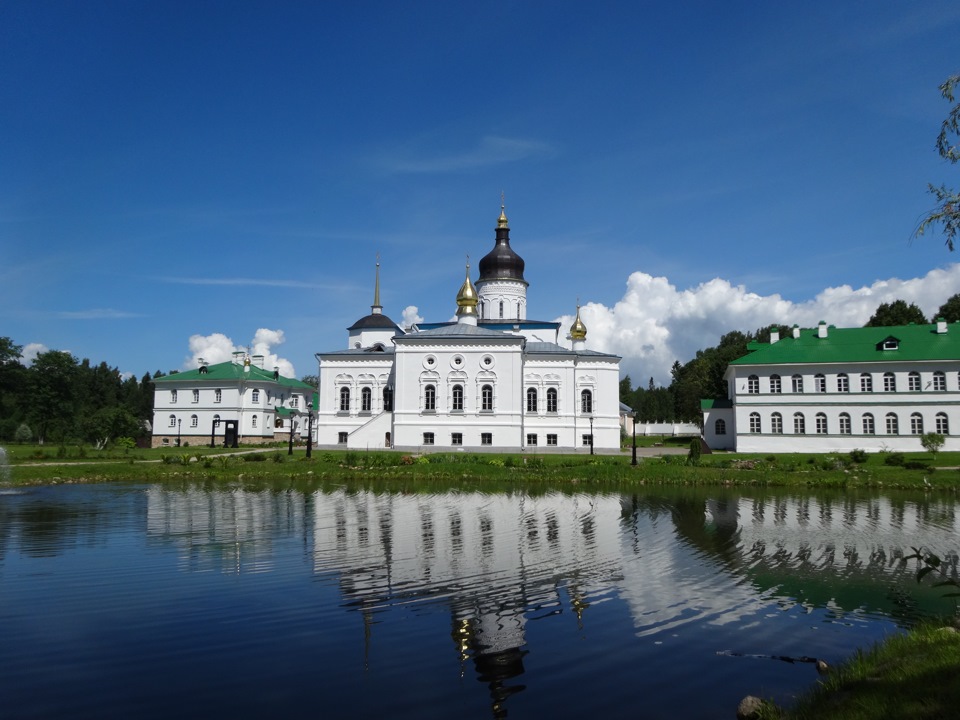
314,206,622,452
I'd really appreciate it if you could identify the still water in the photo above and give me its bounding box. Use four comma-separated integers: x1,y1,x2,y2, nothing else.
1,482,958,719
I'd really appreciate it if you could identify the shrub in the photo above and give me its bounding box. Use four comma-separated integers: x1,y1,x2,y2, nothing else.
905,460,933,471
14,423,32,444
271,451,285,463
849,449,868,463
243,453,267,462
688,439,702,464
921,432,946,456
884,453,906,466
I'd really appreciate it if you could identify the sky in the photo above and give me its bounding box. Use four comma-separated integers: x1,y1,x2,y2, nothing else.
2,1,959,387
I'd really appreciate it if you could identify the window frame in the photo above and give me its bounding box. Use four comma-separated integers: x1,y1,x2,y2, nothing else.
839,412,851,435
792,374,804,393
908,372,921,392
481,432,492,446
936,412,949,434
860,373,872,392
452,384,464,412
581,389,593,414
886,413,899,435
862,413,875,435
910,412,924,435
715,418,726,435
771,412,783,434
769,374,782,394
526,387,538,413
546,387,558,413
815,412,827,435
339,387,351,413
814,374,826,393
837,374,849,393
794,412,805,435
933,371,947,392
481,385,493,412
749,412,761,434
883,373,896,392
747,375,759,394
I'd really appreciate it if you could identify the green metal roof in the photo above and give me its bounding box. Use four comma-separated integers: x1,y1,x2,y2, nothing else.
152,361,314,390
729,322,960,367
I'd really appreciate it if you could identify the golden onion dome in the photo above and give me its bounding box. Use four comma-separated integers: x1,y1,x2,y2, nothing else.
456,262,478,316
570,303,587,340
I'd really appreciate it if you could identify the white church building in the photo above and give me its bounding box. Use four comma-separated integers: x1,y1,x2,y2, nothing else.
314,205,623,452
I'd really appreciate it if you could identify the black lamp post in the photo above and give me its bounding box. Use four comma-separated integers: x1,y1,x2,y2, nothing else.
306,403,314,458
589,415,594,456
288,415,296,456
631,418,637,466
176,418,181,447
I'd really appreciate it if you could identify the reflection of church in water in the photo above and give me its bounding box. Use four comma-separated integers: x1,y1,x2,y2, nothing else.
311,491,624,717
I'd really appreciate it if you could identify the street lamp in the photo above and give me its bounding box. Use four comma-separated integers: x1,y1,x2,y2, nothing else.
589,415,594,456
176,418,181,447
631,419,637,466
306,402,314,458
288,415,296,456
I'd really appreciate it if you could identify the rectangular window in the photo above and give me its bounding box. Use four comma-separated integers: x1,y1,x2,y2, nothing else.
526,433,537,446
423,432,435,445
171,390,178,403
770,375,781,393
451,433,462,446
884,374,896,392
252,389,260,403
863,415,875,434
582,434,593,446
192,389,199,403
338,432,348,444
481,433,492,446
792,375,804,393
860,374,872,392
291,397,299,408
546,434,558,446
214,389,222,403
934,372,947,391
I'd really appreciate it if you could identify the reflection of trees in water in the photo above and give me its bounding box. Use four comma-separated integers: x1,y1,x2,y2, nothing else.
0,489,139,559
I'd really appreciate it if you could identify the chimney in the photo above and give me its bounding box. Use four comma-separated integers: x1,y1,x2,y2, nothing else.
769,326,779,344
792,325,800,339
817,321,828,339
273,366,280,380
937,317,948,334
252,355,264,368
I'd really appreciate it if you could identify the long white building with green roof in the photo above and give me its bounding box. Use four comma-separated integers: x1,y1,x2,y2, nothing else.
702,320,960,453
151,353,316,447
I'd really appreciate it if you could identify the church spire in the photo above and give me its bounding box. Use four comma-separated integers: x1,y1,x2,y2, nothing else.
371,255,382,315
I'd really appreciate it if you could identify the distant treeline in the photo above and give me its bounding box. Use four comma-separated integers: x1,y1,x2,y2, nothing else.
0,337,159,447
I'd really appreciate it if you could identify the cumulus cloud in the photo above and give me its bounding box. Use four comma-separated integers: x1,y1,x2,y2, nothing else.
557,264,960,387
402,305,424,328
19,343,49,366
184,328,296,378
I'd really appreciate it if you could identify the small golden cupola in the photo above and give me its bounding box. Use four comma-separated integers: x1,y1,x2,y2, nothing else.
570,302,587,349
456,259,479,325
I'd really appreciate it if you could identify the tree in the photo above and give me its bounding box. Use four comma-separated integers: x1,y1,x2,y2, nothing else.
915,74,960,250
935,293,960,323
14,423,32,444
619,375,633,404
300,374,319,388
865,300,926,327
920,432,945,457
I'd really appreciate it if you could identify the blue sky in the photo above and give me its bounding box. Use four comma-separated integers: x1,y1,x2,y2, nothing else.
2,1,959,386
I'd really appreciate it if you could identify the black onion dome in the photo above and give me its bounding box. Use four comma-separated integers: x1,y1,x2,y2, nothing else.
477,207,527,284
347,313,401,331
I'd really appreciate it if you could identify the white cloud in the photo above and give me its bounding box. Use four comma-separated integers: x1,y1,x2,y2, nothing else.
19,342,49,366
402,305,424,328
184,328,296,378
556,264,960,387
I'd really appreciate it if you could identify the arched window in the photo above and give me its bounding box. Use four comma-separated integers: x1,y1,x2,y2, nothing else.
251,414,258,428
190,414,198,428
933,371,947,391
339,387,351,412
361,387,372,412
792,374,804,393
715,418,726,435
215,388,222,403
936,412,949,434
526,387,538,413
908,372,921,392
546,388,558,413
452,385,464,412
886,413,899,434
837,373,849,393
883,373,896,392
770,374,782,393
481,385,493,412
771,412,783,434
815,413,827,434
168,414,176,428
794,413,805,434
860,373,873,392
839,413,851,434
749,412,761,433
910,412,924,435
862,413,875,434
581,389,593,414
424,384,436,412
747,375,759,394
814,374,826,393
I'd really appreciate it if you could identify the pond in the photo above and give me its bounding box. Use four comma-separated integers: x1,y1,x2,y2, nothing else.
1,482,958,719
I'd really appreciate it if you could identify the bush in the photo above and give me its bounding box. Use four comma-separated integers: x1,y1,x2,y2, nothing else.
14,423,32,444
242,453,267,462
688,439,702,464
849,449,868,463
905,460,933,471
271,451,285,463
884,452,906,466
